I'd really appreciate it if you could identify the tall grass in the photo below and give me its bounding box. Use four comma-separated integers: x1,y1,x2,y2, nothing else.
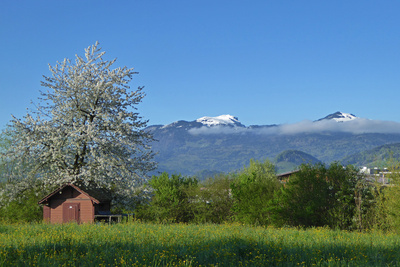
1,222,400,266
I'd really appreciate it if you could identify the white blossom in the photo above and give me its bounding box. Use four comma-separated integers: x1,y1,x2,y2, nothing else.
1,42,156,206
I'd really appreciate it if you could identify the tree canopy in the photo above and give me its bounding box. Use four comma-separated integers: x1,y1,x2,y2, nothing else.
1,42,155,205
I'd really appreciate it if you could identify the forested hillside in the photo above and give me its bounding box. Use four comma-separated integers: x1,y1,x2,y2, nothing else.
149,126,400,176
341,143,400,167
274,150,321,173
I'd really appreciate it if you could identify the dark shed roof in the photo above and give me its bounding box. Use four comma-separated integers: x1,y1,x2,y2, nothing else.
276,169,300,180
38,183,112,205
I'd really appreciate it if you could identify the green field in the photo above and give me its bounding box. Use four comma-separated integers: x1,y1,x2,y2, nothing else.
0,222,399,266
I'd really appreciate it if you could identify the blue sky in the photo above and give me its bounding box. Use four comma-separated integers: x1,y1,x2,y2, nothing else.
1,1,399,130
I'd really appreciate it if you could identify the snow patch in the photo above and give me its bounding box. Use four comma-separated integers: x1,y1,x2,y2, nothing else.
333,112,358,122
196,115,242,126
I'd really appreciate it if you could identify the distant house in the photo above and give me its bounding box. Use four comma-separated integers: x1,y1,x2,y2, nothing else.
276,170,300,184
38,183,112,224
360,166,392,185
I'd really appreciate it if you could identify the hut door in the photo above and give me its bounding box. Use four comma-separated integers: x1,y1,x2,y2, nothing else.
63,203,80,223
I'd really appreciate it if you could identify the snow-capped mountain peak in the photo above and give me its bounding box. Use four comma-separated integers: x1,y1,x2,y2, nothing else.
333,112,357,122
196,115,243,127
318,112,358,122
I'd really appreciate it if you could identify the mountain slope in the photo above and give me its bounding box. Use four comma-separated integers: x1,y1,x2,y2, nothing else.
275,150,320,165
148,112,400,175
341,143,400,167
274,150,321,173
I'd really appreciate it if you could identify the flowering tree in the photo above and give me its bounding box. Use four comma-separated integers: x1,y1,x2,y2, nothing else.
1,42,156,205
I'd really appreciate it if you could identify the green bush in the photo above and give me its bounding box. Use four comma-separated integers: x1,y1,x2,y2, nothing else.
230,159,280,225
372,161,400,232
0,185,42,223
271,162,373,230
135,172,198,223
189,174,234,224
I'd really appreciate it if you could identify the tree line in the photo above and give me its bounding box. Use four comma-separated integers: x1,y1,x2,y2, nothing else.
2,127,400,231
132,159,400,232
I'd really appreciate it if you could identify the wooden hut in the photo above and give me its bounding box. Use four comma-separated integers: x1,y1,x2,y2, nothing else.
38,183,112,223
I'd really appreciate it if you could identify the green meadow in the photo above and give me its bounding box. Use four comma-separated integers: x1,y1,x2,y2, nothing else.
1,222,399,266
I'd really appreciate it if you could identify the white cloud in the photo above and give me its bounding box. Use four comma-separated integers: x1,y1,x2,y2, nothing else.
188,118,400,135
188,125,249,135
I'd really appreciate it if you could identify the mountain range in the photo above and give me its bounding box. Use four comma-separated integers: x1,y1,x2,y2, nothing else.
147,112,400,177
